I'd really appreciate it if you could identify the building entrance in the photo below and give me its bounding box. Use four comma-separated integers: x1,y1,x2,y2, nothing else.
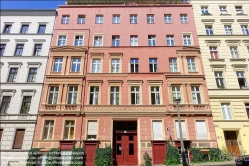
224,131,240,157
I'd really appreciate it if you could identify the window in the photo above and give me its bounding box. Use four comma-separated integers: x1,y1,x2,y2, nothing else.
62,15,70,24
0,96,11,113
43,121,54,140
112,15,120,24
111,59,120,73
183,35,191,46
147,14,155,23
27,68,37,82
205,26,213,35
8,68,18,82
33,44,42,56
214,72,225,88
94,36,102,46
0,129,3,141
15,44,24,56
53,58,63,72
221,104,233,120
224,25,232,35
148,35,156,46
201,7,209,14
248,46,249,54
130,35,138,46
61,151,72,166
210,47,219,59
58,36,66,46
131,86,140,105
13,129,25,149
130,14,138,24
220,6,227,14
235,6,243,14
110,87,119,105
130,58,139,73
112,36,120,46
20,96,31,113
245,104,249,119
38,25,46,34
172,86,181,102
180,14,188,23
152,121,163,140
151,87,160,105
87,120,97,140
92,59,101,73
236,72,247,89
149,58,158,72
175,121,186,139
72,58,81,72
191,86,201,104
77,15,85,24
166,35,174,46
187,58,196,72
3,25,11,34
68,86,78,104
0,44,6,56
95,15,103,24
75,36,83,46
48,86,58,104
89,86,99,105
169,58,178,72
20,25,29,34
164,14,172,23
230,47,239,58
241,25,249,35
195,121,208,140
64,121,74,139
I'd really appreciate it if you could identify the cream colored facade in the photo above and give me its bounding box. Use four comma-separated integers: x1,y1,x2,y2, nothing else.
189,0,249,156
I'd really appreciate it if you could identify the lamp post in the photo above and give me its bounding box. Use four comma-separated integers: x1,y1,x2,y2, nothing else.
174,98,187,166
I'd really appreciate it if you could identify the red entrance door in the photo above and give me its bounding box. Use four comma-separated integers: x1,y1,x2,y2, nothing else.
84,141,98,166
152,141,166,164
224,131,240,157
113,132,138,165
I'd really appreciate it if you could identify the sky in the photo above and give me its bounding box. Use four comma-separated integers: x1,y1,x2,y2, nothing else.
1,0,66,9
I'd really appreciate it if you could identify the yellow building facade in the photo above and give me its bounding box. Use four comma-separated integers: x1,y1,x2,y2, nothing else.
189,0,249,157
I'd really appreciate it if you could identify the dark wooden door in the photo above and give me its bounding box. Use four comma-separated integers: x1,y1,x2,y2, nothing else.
114,133,138,165
85,143,98,166
224,131,240,157
152,141,166,164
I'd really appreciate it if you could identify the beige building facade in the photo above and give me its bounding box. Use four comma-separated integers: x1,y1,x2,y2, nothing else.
189,0,249,157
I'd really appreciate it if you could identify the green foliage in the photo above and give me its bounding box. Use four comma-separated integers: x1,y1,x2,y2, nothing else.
45,148,61,166
190,147,203,163
143,152,152,166
209,148,222,162
165,142,180,166
220,146,232,161
26,148,41,166
70,148,84,166
94,146,113,166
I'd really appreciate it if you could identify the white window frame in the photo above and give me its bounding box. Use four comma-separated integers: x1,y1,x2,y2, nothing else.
191,86,201,104
77,15,85,24
148,35,156,46
53,58,63,72
62,15,70,24
164,14,172,23
112,36,120,46
149,58,158,72
180,14,188,23
89,86,99,105
68,86,78,104
169,58,178,72
205,26,213,35
172,86,181,103
147,14,155,24
236,71,247,88
48,86,58,104
111,59,120,73
43,121,54,140
166,36,174,46
220,6,227,14
130,36,138,46
112,15,120,24
151,86,160,105
152,120,163,140
195,121,208,140
214,72,225,88
201,7,209,14
130,14,138,24
94,36,103,46
187,58,196,72
71,58,81,72
131,86,140,105
183,35,192,46
110,86,119,105
64,121,74,140
210,47,219,59
230,47,239,58
235,6,243,14
130,58,139,73
92,59,101,73
224,25,232,35
175,120,186,139
75,36,83,46
241,25,249,35
95,15,103,24
58,36,66,46
221,104,233,120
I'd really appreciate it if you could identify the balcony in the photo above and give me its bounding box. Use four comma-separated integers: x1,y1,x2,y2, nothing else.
40,104,81,115
168,104,211,115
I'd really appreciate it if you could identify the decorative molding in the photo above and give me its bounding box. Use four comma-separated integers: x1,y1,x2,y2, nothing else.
8,62,23,68
231,64,248,71
127,80,143,84
107,80,123,85
109,52,123,57
229,58,246,62
147,80,163,84
220,19,234,22
27,62,42,68
166,78,204,83
225,40,241,46
87,80,103,84
90,52,104,56
50,46,87,52
242,40,249,45
205,40,221,46
0,89,16,97
201,19,215,23
33,39,46,42
21,89,36,97
87,73,128,77
15,39,28,42
208,58,225,62
237,19,249,23
0,39,10,42
210,64,226,71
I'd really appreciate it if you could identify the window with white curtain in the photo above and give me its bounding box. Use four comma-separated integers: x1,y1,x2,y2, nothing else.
131,86,140,105
53,58,63,72
183,35,191,46
195,121,208,140
191,86,201,104
94,36,102,46
230,47,239,58
95,15,103,24
71,58,81,72
111,59,120,73
221,104,233,120
164,14,172,23
110,87,119,105
180,14,188,23
166,35,175,46
130,35,138,46
147,14,155,23
112,15,120,24
169,58,178,72
151,87,160,105
87,120,97,140
172,86,181,103
152,121,163,140
61,151,72,166
43,121,54,140
67,86,78,104
89,86,99,105
224,25,232,35
175,121,187,139
92,59,101,73
48,86,58,104
75,36,83,46
187,58,196,72
64,121,74,140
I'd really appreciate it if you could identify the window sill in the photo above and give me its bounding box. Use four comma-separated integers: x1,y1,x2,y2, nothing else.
220,14,231,16
165,22,173,24
181,22,189,24
208,58,225,62
230,58,246,62
50,71,62,74
188,72,199,74
236,13,248,16
201,14,212,16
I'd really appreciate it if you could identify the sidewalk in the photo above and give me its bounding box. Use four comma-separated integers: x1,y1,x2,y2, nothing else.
189,160,235,166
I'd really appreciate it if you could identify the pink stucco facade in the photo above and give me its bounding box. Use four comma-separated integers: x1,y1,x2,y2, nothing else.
33,3,217,165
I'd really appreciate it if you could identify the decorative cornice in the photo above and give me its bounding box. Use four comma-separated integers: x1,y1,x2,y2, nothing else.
220,19,234,23
229,58,246,62
86,73,128,77
15,39,28,42
8,62,23,67
50,46,87,52
208,58,225,62
201,19,215,22
0,39,10,42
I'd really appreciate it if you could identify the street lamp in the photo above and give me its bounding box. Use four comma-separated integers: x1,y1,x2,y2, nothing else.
174,98,187,166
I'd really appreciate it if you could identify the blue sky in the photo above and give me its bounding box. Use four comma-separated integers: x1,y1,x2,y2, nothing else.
1,0,65,9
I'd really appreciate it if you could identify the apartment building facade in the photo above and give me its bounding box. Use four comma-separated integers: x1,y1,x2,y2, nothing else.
0,10,56,166
189,0,249,157
32,0,217,165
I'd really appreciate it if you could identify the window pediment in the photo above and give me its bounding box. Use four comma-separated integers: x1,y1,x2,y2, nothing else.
231,64,248,71
0,89,16,97
33,39,46,42
237,19,249,23
21,89,36,97
50,46,87,52
147,80,163,85
127,80,143,85
8,62,23,68
201,19,215,23
220,19,234,22
210,64,226,71
15,39,28,42
27,62,42,68
90,52,104,58
225,40,241,46
242,40,249,46
0,39,10,42
205,40,221,46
